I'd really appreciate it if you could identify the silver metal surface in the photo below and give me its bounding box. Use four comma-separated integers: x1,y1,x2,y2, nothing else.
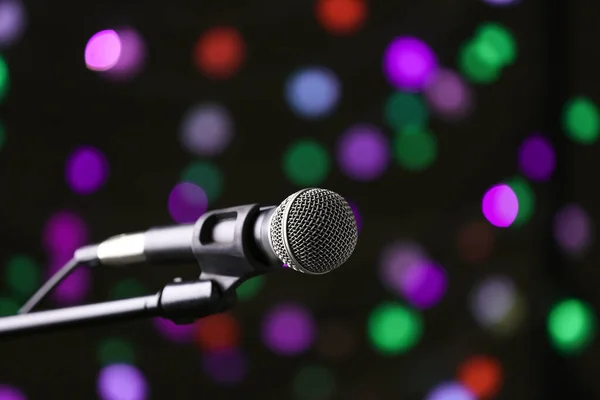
269,188,358,274
96,233,146,265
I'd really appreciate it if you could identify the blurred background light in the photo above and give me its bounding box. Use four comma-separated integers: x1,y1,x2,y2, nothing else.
379,241,428,296
336,124,390,181
547,298,596,355
180,160,224,204
423,69,473,121
393,129,437,171
367,302,422,354
193,26,245,80
482,184,519,228
42,211,88,256
475,23,516,67
97,363,147,400
108,279,148,300
470,275,525,336
202,349,247,385
168,182,208,223
153,317,196,343
563,97,600,144
293,365,337,400
194,312,240,351
384,92,428,131
0,385,26,400
65,145,109,195
285,67,341,119
315,320,357,359
85,30,122,71
553,203,593,258
101,28,146,81
179,103,233,156
483,0,521,6
457,220,495,264
0,0,26,48
235,276,265,301
383,37,438,92
5,255,40,300
458,40,500,84
0,54,8,101
283,139,331,186
425,382,475,400
0,296,19,316
315,0,366,36
398,261,448,309
505,176,535,227
98,338,136,366
457,355,503,399
517,135,555,182
262,303,316,356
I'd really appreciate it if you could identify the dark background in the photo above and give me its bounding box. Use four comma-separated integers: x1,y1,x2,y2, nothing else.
0,0,599,399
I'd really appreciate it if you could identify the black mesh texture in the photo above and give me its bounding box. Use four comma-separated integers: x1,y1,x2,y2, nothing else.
269,188,358,274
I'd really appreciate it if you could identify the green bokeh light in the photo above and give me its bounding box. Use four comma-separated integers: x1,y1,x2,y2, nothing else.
368,302,423,354
98,338,136,366
458,40,501,84
236,276,265,301
283,139,330,186
0,121,5,150
0,296,19,317
293,365,336,400
5,255,41,299
181,161,224,203
384,92,428,131
548,298,596,355
0,55,8,101
505,176,535,227
563,97,600,144
393,130,437,171
109,279,149,300
475,23,517,67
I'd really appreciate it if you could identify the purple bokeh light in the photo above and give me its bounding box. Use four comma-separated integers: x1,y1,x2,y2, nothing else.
517,135,555,182
153,318,196,343
42,211,88,255
48,252,90,305
261,303,316,355
398,261,447,309
0,0,26,48
85,30,122,71
483,0,521,6
425,382,475,400
168,182,208,223
336,124,390,181
0,385,26,400
202,349,247,384
65,145,109,195
97,364,147,400
101,28,146,81
482,184,519,228
553,204,593,257
179,103,233,156
347,200,362,232
383,36,438,92
379,241,429,296
423,69,472,121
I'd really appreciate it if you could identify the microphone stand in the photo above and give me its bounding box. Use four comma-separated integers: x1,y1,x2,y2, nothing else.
0,279,228,339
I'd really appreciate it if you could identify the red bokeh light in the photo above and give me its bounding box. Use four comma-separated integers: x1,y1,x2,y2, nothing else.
457,355,503,399
316,0,367,35
194,312,240,351
193,27,245,79
457,220,495,264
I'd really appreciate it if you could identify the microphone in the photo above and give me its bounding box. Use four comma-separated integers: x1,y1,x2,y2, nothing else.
76,188,358,276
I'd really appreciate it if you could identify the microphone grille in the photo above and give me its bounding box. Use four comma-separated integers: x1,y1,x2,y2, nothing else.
269,188,358,274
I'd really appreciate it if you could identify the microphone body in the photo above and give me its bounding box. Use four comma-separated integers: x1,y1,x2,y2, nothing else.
77,205,279,273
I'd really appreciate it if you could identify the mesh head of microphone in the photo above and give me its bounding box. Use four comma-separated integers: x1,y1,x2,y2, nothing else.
269,188,358,274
